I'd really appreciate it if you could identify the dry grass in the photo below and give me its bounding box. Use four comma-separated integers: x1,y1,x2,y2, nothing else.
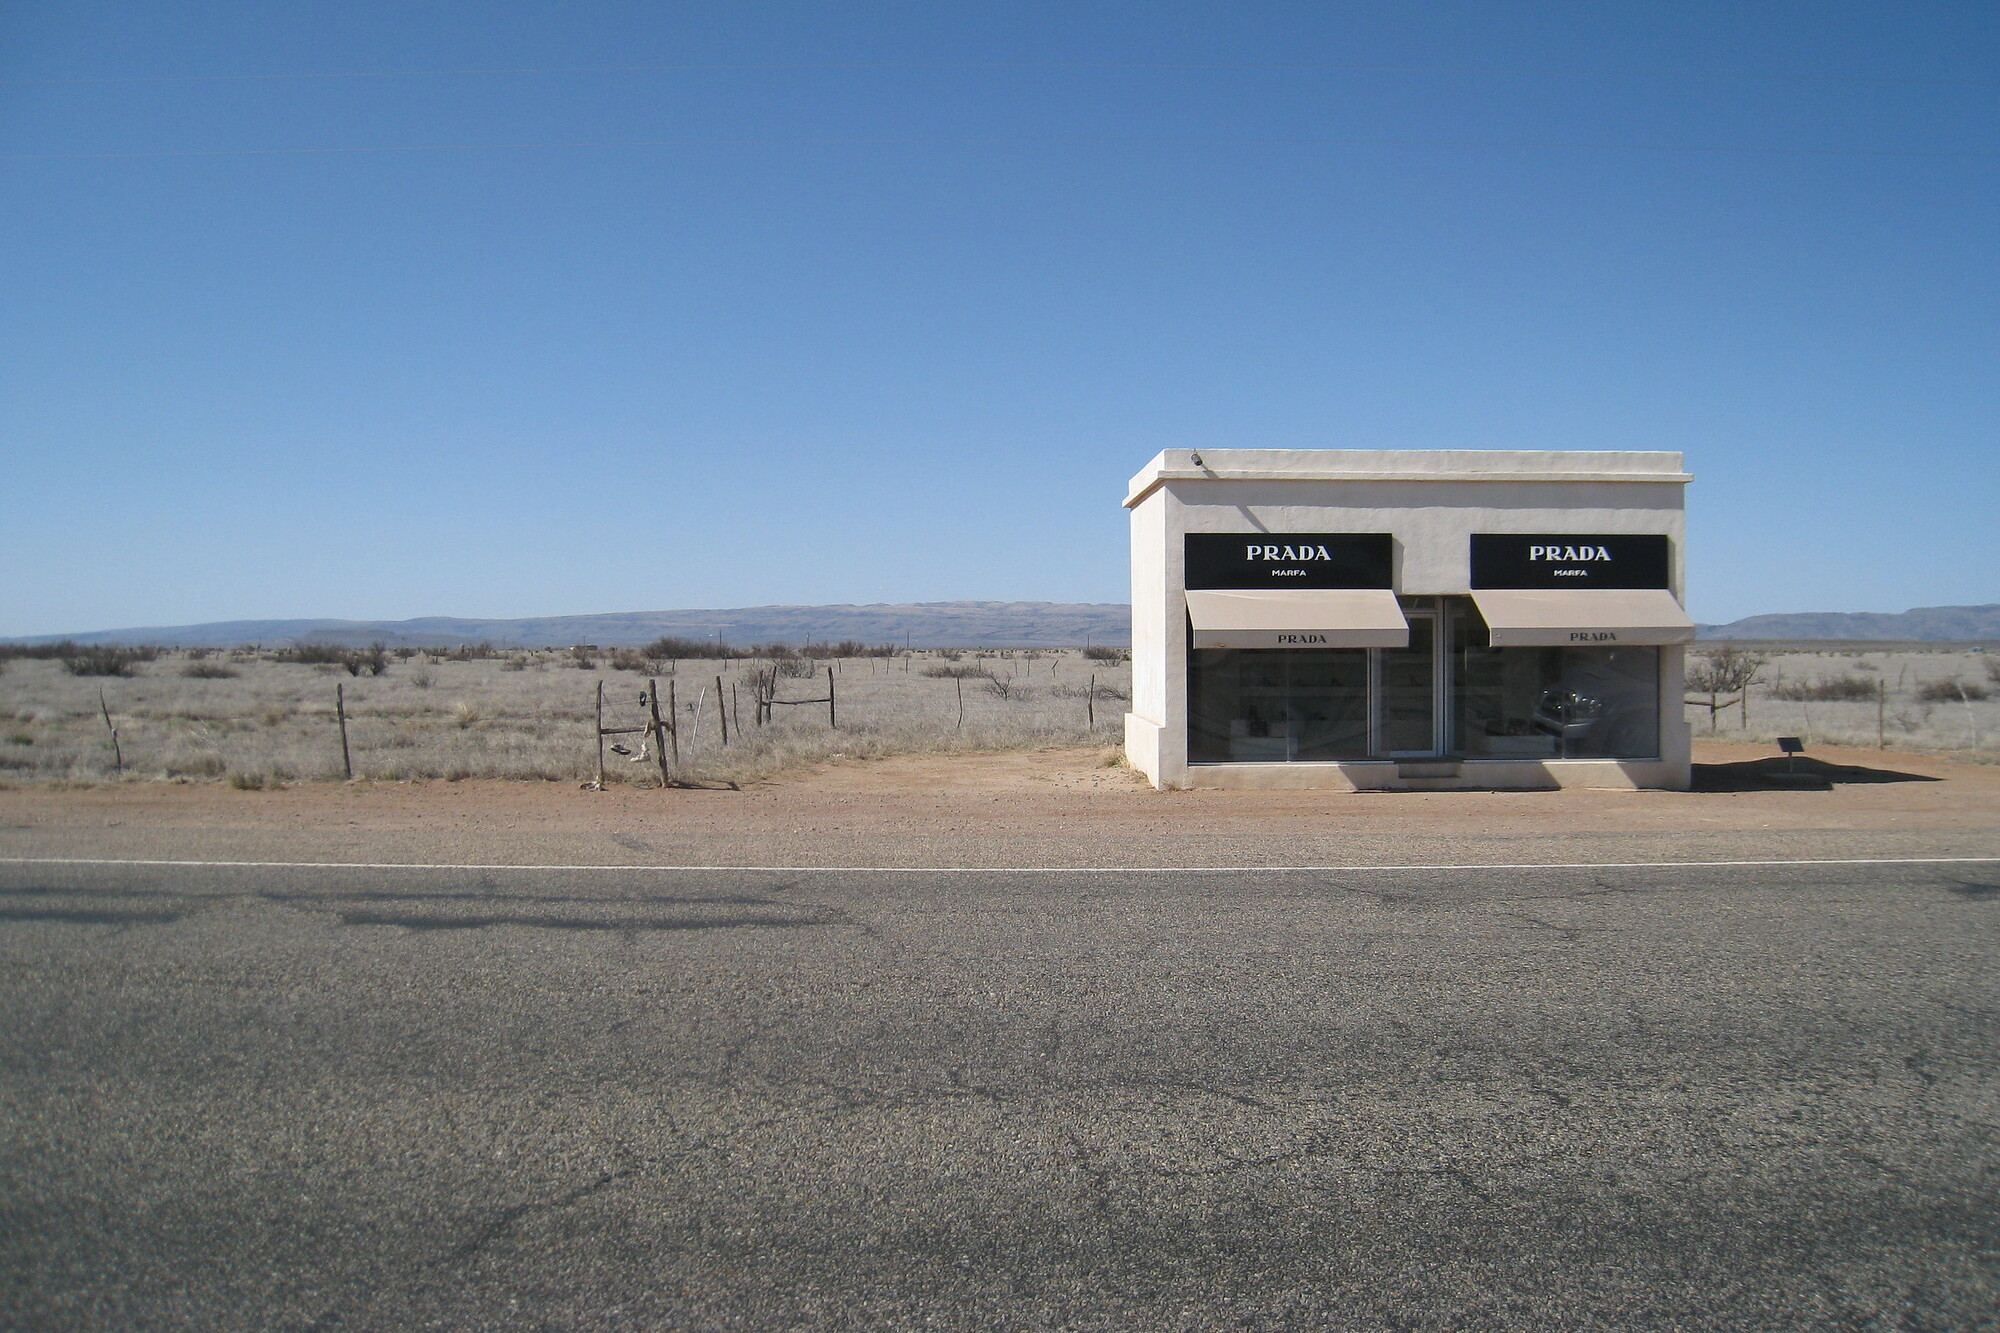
6,643,1992,787
0,649,1130,787
1688,647,1999,758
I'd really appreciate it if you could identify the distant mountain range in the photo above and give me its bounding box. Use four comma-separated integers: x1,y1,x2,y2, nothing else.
7,602,1134,649
1695,603,2000,642
9,600,1998,649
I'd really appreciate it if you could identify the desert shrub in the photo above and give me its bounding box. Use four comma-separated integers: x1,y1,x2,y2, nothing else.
568,645,597,669
607,648,650,672
823,640,893,658
451,701,481,728
1083,645,1130,662
63,645,155,676
1050,681,1129,701
410,666,435,689
777,657,820,678
0,640,88,662
500,656,529,671
284,642,348,666
981,678,1033,700
922,664,994,680
1987,658,2000,684
1918,679,1989,703
181,661,240,679
1767,675,1876,702
342,643,389,677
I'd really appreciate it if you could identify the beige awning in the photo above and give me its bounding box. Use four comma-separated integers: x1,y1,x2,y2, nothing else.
1185,589,1408,650
1471,588,1694,647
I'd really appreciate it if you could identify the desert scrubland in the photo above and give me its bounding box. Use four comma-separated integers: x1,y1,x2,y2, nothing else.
1,643,1994,787
0,646,1131,787
1686,645,1998,754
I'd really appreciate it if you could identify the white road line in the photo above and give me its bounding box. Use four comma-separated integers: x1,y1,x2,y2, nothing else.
0,855,1995,874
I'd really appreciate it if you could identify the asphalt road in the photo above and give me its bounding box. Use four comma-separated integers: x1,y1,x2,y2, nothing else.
1,854,1996,1331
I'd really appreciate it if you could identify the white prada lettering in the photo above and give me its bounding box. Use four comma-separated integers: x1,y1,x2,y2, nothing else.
1528,544,1613,562
1244,543,1336,562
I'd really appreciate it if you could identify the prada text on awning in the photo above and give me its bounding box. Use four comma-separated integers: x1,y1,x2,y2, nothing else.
1185,589,1410,650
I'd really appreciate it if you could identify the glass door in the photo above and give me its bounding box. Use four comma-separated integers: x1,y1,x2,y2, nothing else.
1378,610,1437,756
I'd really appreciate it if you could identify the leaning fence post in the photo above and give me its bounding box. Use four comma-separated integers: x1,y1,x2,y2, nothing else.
336,682,353,780
97,688,122,775
716,675,729,745
828,667,836,730
594,679,606,789
1087,673,1096,728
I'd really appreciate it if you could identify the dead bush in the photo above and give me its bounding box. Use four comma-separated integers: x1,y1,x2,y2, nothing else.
922,664,993,680
1767,675,1876,702
1918,679,1988,703
1686,648,1764,695
62,645,156,677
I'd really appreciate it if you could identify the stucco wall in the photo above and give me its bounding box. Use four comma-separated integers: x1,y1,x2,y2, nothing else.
1123,449,1692,791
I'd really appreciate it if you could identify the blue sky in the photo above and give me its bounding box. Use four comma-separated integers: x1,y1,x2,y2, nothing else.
3,1,1995,635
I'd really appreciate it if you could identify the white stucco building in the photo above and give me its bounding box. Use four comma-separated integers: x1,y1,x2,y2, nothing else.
1123,449,1694,790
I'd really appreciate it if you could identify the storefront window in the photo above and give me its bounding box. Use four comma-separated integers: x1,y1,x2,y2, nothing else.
1189,649,1369,762
1456,631,1660,760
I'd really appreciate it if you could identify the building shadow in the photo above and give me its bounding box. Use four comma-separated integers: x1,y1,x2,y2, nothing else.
1691,756,1942,792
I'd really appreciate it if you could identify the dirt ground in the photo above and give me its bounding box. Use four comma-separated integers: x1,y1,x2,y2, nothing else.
3,739,1996,870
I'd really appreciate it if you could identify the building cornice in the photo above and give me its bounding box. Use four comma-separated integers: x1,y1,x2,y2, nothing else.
1124,451,1693,508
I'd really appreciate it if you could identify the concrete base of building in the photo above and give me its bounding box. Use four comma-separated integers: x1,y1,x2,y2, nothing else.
1124,712,1692,791
1175,759,1690,792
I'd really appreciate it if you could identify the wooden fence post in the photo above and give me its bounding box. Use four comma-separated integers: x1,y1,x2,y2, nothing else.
666,678,680,766
716,675,729,745
647,678,672,787
956,675,964,730
595,679,606,789
1087,673,1096,728
828,667,836,730
732,682,741,736
97,688,122,775
336,682,353,780
1877,677,1886,749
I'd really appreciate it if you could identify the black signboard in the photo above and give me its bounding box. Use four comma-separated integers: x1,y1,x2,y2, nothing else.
1185,533,1393,590
1470,534,1670,589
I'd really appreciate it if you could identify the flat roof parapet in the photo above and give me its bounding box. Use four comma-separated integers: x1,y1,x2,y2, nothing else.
1124,448,1692,507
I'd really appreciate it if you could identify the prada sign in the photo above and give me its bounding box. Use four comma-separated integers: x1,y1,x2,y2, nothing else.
1185,533,1393,590
1470,534,1670,590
